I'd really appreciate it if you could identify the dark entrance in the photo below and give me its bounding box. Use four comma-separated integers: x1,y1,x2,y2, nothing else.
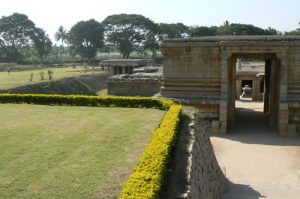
227,53,280,131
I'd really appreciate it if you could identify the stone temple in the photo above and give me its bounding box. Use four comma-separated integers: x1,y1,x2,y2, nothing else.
161,36,300,136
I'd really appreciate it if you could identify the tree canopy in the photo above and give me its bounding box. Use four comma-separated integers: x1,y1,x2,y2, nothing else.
55,26,68,46
158,23,190,39
31,28,52,63
285,22,300,35
216,21,278,35
68,19,104,61
190,26,217,37
1,12,298,64
0,13,37,62
102,14,157,58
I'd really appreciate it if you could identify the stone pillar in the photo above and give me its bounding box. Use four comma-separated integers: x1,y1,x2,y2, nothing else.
219,53,231,133
269,58,278,128
236,79,241,99
236,58,242,70
277,55,289,135
279,102,289,135
264,59,271,113
122,66,126,74
229,57,236,127
252,78,261,101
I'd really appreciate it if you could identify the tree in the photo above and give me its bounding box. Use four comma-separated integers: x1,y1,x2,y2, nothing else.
266,27,281,35
285,22,300,35
158,23,190,39
31,28,52,64
0,39,6,61
102,14,157,59
217,21,279,35
0,13,37,62
68,19,104,62
143,32,159,57
55,26,68,47
190,26,217,37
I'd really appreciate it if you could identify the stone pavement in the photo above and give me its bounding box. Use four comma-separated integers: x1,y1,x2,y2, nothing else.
210,100,300,199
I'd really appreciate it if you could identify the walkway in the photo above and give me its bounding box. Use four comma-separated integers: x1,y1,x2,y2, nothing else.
210,100,300,199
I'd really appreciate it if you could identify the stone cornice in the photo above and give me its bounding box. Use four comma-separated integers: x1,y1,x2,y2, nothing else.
162,36,300,47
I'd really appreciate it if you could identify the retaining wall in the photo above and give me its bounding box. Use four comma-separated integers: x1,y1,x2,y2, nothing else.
188,118,228,198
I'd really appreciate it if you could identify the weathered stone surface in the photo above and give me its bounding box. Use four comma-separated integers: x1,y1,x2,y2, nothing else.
188,117,228,199
100,59,154,67
163,35,300,45
133,66,161,73
100,59,155,75
161,36,300,135
107,73,162,96
236,63,264,100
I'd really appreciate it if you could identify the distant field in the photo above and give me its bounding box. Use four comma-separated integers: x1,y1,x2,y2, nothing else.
0,67,103,89
0,104,165,198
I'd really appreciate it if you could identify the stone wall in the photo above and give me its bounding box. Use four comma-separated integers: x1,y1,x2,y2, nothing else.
161,36,300,135
107,73,162,96
161,46,221,99
100,59,155,75
287,46,300,133
187,119,228,198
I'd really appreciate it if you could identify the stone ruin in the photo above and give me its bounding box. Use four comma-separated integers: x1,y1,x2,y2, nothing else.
104,59,163,96
107,72,162,96
161,35,300,136
100,59,155,75
236,59,265,100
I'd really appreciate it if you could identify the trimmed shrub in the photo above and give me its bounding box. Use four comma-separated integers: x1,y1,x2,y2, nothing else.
0,94,173,110
119,104,182,198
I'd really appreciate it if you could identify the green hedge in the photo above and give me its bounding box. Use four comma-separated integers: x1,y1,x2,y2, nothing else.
119,104,182,199
0,94,182,198
0,94,173,110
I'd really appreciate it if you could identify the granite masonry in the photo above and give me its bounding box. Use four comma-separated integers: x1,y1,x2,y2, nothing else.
188,116,228,199
161,36,300,136
107,73,162,96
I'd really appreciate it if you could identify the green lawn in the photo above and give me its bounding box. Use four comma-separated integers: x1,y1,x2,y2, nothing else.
0,67,103,89
0,104,165,198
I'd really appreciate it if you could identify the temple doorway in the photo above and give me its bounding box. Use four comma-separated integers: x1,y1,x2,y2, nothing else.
227,54,280,132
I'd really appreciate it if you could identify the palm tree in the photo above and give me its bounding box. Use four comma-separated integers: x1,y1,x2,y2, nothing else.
55,26,68,47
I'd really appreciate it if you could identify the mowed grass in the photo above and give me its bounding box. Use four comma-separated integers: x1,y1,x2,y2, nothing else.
0,104,165,198
0,67,103,89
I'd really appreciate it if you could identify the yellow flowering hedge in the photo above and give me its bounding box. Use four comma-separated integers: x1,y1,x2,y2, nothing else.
0,94,182,198
0,94,173,110
119,104,182,198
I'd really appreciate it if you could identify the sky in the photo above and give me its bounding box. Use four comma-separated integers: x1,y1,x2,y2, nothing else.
0,0,299,42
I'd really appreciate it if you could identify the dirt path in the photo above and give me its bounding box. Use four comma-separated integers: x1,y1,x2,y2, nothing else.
211,100,300,199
